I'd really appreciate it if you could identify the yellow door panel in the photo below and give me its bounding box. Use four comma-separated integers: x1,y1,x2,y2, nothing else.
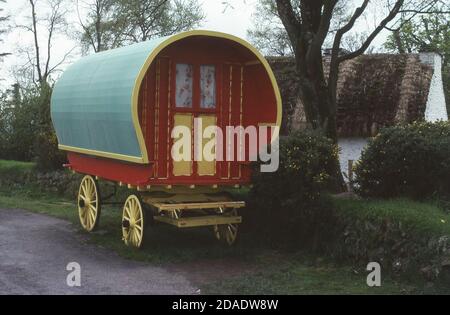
172,113,193,176
197,115,217,176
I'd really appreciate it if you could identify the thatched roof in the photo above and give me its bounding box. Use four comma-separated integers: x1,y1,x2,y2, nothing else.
267,54,434,137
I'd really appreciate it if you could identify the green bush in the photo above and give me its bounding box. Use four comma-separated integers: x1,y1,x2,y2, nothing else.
0,84,65,170
355,121,450,199
0,85,38,161
33,83,66,170
245,130,340,249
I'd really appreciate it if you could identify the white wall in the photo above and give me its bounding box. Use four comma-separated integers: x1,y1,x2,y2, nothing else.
338,138,369,182
421,53,448,122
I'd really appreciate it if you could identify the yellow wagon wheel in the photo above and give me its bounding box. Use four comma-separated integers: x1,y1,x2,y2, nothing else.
213,208,239,246
122,194,146,249
78,175,101,232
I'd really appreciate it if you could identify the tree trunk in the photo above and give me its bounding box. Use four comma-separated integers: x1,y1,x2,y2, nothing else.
294,52,344,192
294,53,338,143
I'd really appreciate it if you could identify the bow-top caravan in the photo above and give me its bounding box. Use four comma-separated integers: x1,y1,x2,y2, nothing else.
51,30,282,248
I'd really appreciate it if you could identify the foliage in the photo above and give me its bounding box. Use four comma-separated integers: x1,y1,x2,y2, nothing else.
0,83,65,170
32,83,66,170
246,130,340,248
0,84,38,161
247,0,353,57
247,0,294,56
354,121,450,199
77,0,204,53
76,0,119,53
384,11,450,112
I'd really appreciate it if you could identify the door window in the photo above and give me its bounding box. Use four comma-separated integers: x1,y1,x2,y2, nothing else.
200,65,216,109
175,63,193,108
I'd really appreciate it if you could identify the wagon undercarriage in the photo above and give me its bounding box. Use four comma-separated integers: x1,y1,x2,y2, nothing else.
77,175,244,249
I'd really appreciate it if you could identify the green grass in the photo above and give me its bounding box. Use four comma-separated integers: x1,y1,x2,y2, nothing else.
0,159,35,171
202,260,419,295
333,198,450,237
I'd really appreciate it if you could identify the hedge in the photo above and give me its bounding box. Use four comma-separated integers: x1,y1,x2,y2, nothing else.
354,121,450,200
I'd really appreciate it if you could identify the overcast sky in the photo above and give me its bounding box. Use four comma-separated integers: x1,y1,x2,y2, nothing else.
0,0,389,89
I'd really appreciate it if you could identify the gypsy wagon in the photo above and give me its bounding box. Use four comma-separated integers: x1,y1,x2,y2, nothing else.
51,30,281,248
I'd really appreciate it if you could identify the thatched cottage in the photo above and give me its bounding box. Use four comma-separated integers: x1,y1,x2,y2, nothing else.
268,52,448,179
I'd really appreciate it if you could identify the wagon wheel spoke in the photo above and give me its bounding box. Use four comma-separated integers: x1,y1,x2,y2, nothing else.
228,224,238,234
213,208,239,246
123,208,131,221
122,195,145,249
134,229,142,242
78,175,101,232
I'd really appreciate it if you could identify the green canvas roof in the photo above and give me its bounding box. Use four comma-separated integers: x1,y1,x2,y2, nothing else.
51,35,169,163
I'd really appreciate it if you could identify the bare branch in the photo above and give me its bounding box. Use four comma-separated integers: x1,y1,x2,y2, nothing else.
338,0,404,62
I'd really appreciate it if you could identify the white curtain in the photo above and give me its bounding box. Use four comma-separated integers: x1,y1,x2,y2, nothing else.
200,65,216,108
175,64,193,108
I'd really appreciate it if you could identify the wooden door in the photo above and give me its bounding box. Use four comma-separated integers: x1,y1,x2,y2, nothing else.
170,62,221,180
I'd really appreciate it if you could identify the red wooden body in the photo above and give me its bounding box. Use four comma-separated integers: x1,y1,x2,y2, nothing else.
66,36,278,188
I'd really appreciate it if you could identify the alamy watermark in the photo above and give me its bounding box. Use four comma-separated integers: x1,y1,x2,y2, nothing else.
366,262,381,287
66,262,81,287
171,118,280,172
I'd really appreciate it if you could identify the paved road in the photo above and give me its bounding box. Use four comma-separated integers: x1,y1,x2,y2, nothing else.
0,208,197,294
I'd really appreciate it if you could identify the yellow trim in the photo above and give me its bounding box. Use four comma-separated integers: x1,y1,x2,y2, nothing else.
153,214,242,228
228,65,233,179
58,144,145,163
154,200,245,211
62,30,282,164
172,113,193,176
197,114,217,176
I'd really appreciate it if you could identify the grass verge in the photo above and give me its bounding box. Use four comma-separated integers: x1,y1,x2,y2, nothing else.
333,197,450,237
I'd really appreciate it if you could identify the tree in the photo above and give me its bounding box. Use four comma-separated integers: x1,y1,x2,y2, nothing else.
112,0,204,44
0,83,38,161
273,0,445,142
384,8,450,111
247,0,294,56
248,0,352,56
76,0,204,53
0,0,10,58
20,0,74,86
76,0,119,54
9,0,72,169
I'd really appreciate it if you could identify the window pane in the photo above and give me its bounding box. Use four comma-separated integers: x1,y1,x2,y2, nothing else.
200,65,216,109
175,64,193,108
